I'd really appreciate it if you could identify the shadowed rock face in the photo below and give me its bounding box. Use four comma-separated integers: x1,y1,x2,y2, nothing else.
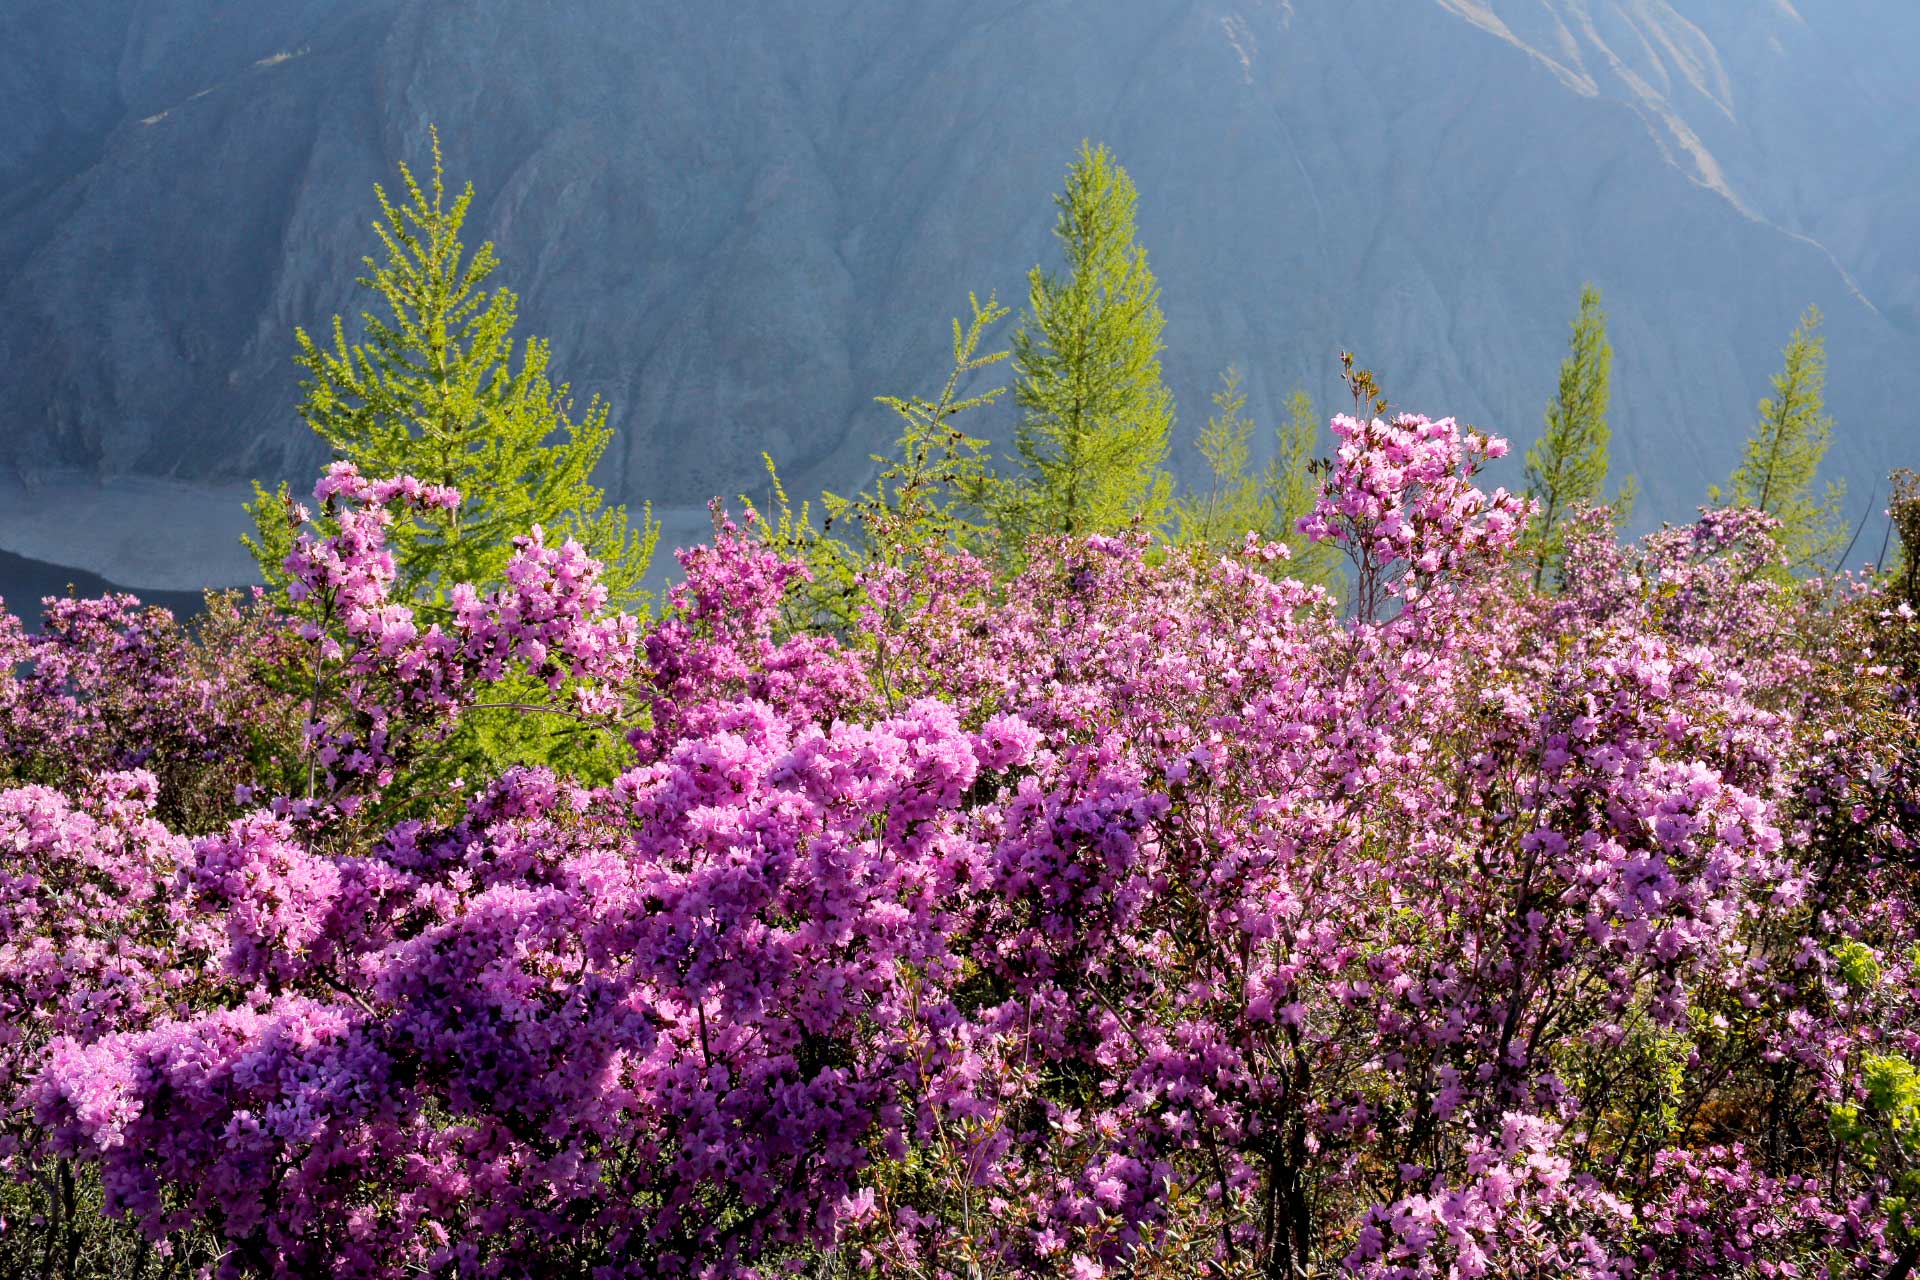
1,0,1915,571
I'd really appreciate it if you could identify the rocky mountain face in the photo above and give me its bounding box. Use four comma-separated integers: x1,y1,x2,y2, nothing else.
1,0,1915,585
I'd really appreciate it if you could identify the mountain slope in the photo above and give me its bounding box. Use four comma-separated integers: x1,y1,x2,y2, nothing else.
0,0,1914,585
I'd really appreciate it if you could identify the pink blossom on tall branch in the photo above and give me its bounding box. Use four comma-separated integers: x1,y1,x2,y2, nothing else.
1297,413,1532,620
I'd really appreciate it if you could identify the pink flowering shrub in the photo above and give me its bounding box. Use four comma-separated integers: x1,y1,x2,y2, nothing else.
272,463,639,824
4,426,1919,1279
0,772,201,1112
0,592,282,830
630,503,868,761
1295,411,1530,621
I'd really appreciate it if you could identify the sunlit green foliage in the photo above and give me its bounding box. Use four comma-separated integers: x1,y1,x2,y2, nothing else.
826,292,1010,573
1833,1052,1920,1246
1522,283,1633,588
1180,368,1266,546
1267,387,1342,587
1720,304,1844,573
245,128,655,611
1889,468,1920,606
996,142,1174,541
1178,374,1338,587
747,292,1011,633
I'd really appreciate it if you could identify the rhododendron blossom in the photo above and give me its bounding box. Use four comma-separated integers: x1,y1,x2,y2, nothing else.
3,438,1917,1280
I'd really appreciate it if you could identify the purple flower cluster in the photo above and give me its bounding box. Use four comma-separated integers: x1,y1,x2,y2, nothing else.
275,462,638,812
3,420,1918,1278
0,593,276,828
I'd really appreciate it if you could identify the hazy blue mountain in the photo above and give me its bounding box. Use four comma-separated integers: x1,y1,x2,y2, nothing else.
1,0,1915,586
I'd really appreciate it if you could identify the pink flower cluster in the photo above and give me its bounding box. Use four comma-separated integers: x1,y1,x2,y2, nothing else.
630,503,867,760
0,592,272,827
278,462,638,808
3,428,1917,1279
1296,412,1530,619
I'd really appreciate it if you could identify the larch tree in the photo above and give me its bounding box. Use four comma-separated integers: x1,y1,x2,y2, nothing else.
1723,304,1844,572
754,291,1012,637
1522,283,1631,588
245,128,655,612
999,142,1174,541
1267,386,1342,587
1177,373,1340,586
1180,367,1265,546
